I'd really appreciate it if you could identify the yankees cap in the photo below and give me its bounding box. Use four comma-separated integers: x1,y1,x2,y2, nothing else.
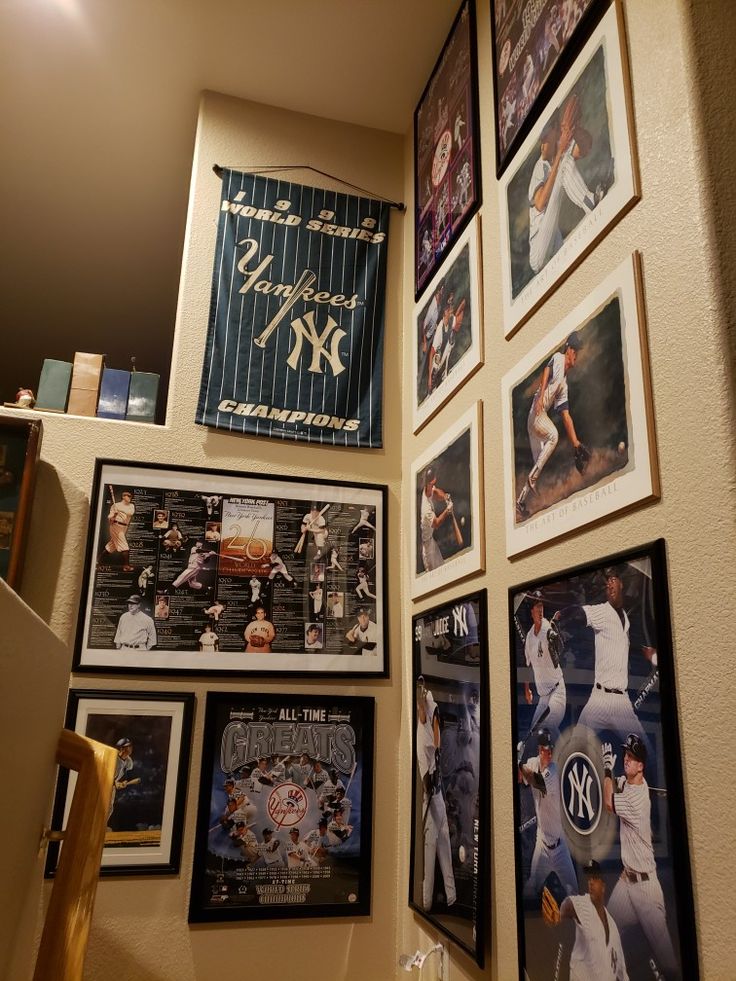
536,728,554,748
528,589,544,605
565,331,583,351
262,827,274,835
423,466,437,486
289,827,300,835
115,737,132,748
126,594,142,603
583,859,602,877
603,565,626,581
622,733,647,762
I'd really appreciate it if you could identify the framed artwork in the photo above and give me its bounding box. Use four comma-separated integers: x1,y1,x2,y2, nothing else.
415,0,481,299
502,253,658,556
0,414,42,590
409,590,489,965
509,540,699,981
490,0,608,175
45,690,194,877
189,692,374,922
411,401,484,601
73,460,388,677
412,216,484,433
499,0,639,336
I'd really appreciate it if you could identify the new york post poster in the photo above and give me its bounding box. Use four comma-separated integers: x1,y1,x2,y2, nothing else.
196,171,391,448
189,693,374,922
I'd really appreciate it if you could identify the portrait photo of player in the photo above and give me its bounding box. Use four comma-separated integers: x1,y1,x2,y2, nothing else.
114,594,156,650
509,543,697,981
413,216,483,433
243,605,276,653
502,255,658,555
154,594,170,620
152,509,170,530
304,623,323,650
327,591,344,619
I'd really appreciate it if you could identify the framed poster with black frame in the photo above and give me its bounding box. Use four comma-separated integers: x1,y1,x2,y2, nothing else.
45,689,194,877
509,540,699,981
188,691,374,923
490,0,609,176
73,459,388,677
414,0,481,300
409,590,489,966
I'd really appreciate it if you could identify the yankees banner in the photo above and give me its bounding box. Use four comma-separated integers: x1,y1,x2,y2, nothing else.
196,170,391,447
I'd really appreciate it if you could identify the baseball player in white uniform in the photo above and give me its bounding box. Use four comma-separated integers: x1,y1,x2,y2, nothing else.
286,827,317,868
172,543,216,590
102,489,135,568
267,550,294,584
345,607,379,653
603,734,679,977
113,594,157,649
200,494,221,517
454,110,465,149
516,332,584,519
309,583,324,615
108,737,135,821
558,860,629,981
350,507,375,534
355,568,376,600
137,565,154,593
244,607,276,653
301,504,329,552
518,729,578,898
204,600,225,622
248,577,262,604
420,467,454,572
421,283,443,356
455,159,472,213
327,809,352,842
523,590,566,733
257,827,285,866
327,547,343,572
198,624,218,652
416,677,456,911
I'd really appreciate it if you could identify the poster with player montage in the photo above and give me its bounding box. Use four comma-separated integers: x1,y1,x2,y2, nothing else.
414,0,481,299
45,690,194,876
490,0,607,175
196,170,390,448
412,216,483,433
499,0,639,336
189,692,374,923
502,253,659,556
409,591,489,965
410,401,484,600
509,541,699,981
74,460,387,676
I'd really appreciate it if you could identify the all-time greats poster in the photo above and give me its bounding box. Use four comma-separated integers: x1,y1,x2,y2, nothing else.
196,171,390,448
189,693,374,922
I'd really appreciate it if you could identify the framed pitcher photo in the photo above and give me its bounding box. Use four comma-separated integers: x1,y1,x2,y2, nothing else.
509,541,698,981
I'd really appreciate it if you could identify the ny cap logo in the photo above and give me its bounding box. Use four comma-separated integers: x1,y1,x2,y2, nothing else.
287,311,347,376
562,752,602,836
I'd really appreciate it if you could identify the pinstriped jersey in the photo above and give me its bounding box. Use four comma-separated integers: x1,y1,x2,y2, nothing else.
568,894,629,981
583,602,631,690
524,616,564,695
613,777,655,874
524,756,563,844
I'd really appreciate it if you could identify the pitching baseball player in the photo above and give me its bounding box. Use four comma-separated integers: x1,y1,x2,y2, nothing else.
286,827,317,868
198,623,219,652
350,507,375,534
345,607,378,653
137,565,154,593
326,547,343,572
267,550,294,584
243,606,276,653
416,676,456,911
355,567,376,600
516,331,587,520
518,728,578,898
603,734,679,977
204,599,225,622
420,467,454,572
172,542,217,590
523,590,566,733
113,595,156,650
101,489,135,569
108,737,135,821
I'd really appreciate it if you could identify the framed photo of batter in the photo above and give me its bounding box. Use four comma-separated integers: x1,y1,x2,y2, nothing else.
509,540,699,981
409,590,489,964
414,0,481,299
45,690,194,877
412,216,484,433
189,691,374,923
73,459,388,677
410,401,484,601
499,0,640,337
502,252,659,556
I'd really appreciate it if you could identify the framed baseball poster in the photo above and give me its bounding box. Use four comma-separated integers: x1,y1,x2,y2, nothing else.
502,253,659,556
189,692,374,923
490,0,608,175
409,590,489,965
411,401,484,601
74,460,388,677
45,690,194,877
0,414,42,591
509,540,699,981
413,215,484,433
414,0,481,299
499,0,640,336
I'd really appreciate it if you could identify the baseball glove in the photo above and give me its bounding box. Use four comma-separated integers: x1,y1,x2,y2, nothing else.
542,885,561,927
574,442,591,474
547,620,563,668
248,634,265,648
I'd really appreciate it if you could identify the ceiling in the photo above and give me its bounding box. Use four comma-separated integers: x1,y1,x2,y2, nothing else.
0,0,456,418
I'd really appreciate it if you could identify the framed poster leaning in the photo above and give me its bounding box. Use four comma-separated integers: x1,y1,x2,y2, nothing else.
189,692,374,922
410,590,489,965
509,540,698,981
415,0,481,299
74,460,387,677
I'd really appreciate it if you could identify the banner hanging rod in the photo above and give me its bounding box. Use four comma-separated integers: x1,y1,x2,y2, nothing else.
212,163,405,212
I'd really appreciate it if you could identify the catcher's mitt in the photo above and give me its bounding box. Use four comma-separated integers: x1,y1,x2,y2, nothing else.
248,634,265,648
547,619,563,668
574,442,591,474
542,885,561,927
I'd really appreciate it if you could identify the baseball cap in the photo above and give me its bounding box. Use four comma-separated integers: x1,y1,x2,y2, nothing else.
622,733,647,762
423,466,437,486
357,606,370,616
115,737,132,748
126,594,142,604
603,565,626,581
289,826,300,835
528,589,544,605
565,331,582,351
536,728,553,748
583,859,602,877
262,827,274,835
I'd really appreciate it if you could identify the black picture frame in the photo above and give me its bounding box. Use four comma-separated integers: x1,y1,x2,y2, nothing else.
0,414,42,591
409,590,489,965
414,0,482,300
73,459,388,677
490,0,609,176
188,692,375,923
45,689,194,877
509,540,698,980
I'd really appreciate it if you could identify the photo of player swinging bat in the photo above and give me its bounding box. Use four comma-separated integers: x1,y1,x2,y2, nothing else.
295,503,330,555
253,268,317,349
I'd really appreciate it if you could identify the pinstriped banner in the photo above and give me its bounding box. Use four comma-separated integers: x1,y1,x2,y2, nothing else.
196,170,390,448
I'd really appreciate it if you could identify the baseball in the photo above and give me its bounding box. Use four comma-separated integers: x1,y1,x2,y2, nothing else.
618,441,625,453
459,844,466,864
460,516,465,527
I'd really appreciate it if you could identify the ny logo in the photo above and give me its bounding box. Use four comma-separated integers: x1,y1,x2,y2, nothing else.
287,311,347,376
566,760,595,821
452,604,468,638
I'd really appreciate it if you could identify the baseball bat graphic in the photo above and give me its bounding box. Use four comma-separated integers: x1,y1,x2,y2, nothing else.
295,503,330,554
518,705,551,759
450,509,463,547
108,484,116,505
253,268,317,349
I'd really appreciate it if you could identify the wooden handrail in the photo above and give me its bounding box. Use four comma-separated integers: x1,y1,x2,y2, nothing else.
34,730,116,981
